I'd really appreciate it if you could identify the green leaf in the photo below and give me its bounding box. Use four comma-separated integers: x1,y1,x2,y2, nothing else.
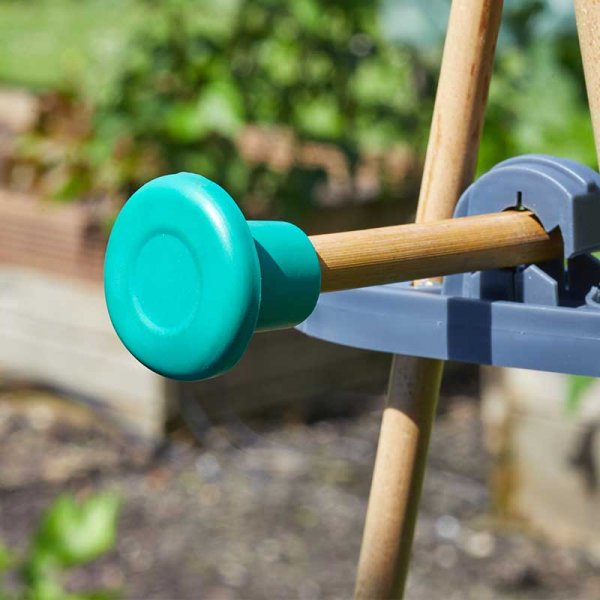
165,80,244,141
566,375,596,415
488,41,596,166
0,538,14,574
258,37,301,86
290,0,321,33
23,548,59,581
164,101,206,142
32,493,120,568
293,95,344,139
25,573,64,600
196,80,245,137
65,591,120,600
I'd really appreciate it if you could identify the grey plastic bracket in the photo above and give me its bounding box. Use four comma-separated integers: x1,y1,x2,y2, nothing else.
297,155,600,377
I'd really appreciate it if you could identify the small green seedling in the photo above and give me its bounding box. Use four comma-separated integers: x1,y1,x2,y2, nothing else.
0,492,120,600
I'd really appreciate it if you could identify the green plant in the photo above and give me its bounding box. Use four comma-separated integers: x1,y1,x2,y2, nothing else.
0,492,120,600
69,0,428,216
10,0,598,218
566,375,596,415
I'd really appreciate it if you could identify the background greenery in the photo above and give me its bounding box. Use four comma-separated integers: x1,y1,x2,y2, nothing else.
1,0,596,215
0,492,120,600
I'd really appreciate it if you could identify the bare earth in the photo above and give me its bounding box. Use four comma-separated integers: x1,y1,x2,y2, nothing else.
0,374,598,600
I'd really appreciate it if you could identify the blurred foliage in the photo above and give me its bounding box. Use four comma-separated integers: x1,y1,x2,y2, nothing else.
0,492,120,600
77,0,428,216
566,374,596,415
481,2,596,172
384,0,596,173
3,0,598,217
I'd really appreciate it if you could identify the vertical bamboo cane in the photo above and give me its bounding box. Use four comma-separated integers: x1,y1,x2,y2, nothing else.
575,0,600,165
353,2,503,598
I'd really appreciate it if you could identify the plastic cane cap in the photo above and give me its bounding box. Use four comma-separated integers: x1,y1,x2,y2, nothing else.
104,173,261,380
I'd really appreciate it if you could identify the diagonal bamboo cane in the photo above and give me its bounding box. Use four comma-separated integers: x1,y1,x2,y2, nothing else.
575,0,600,167
354,2,504,598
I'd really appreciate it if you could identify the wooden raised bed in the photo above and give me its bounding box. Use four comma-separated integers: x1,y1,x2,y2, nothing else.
482,367,600,548
0,87,416,436
0,188,392,437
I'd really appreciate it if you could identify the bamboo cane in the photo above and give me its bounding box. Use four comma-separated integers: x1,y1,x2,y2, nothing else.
575,0,600,164
354,1,504,598
312,210,561,292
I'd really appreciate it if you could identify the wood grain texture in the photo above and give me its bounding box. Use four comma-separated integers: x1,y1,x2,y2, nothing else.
0,190,105,285
356,356,443,596
575,0,600,165
353,1,503,598
312,210,561,292
416,0,503,223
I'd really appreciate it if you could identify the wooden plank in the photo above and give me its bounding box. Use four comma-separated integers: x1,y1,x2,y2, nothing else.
0,267,168,437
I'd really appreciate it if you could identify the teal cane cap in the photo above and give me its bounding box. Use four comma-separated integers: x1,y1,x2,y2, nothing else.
104,173,322,381
251,220,321,331
104,173,261,381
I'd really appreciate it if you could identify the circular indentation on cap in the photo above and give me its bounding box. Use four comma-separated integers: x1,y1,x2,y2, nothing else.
132,233,200,332
104,172,263,380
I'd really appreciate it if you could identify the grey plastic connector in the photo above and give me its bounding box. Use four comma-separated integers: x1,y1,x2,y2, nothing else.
298,155,600,377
